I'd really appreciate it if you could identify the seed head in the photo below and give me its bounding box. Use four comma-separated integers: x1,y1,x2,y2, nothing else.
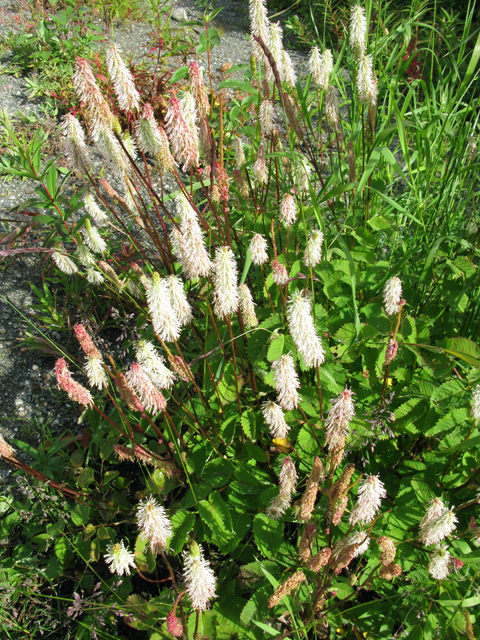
272,354,300,411
287,290,325,368
262,401,290,439
307,548,331,572
136,496,172,555
104,540,136,576
379,562,402,581
298,456,325,521
183,542,217,611
347,142,357,182
212,246,239,318
377,536,396,565
325,85,340,130
267,571,306,608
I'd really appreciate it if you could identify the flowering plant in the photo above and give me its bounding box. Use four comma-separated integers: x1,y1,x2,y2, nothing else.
1,2,480,638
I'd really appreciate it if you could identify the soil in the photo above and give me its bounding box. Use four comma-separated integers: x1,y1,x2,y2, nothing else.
0,0,308,484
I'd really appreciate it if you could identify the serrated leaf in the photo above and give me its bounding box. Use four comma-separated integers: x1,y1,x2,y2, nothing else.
267,334,285,362
253,513,284,559
71,504,90,526
410,476,434,505
198,492,234,549
425,407,469,437
170,510,195,555
241,409,257,441
134,534,156,573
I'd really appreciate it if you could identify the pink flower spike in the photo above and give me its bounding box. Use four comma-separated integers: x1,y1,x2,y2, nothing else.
55,358,93,407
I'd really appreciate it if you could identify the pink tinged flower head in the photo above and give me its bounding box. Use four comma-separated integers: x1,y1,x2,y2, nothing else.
0,434,16,460
357,55,377,106
212,246,239,318
134,104,162,155
96,127,129,178
428,544,451,580
349,474,386,526
233,137,246,170
114,372,144,412
249,233,269,265
239,284,258,329
271,260,289,287
74,324,108,389
325,85,340,130
55,358,93,407
126,363,167,414
214,161,230,202
282,49,296,87
166,611,183,637
61,114,90,172
104,540,136,576
52,246,78,275
165,95,199,171
249,0,269,60
287,290,325,368
168,275,193,326
253,146,268,185
383,276,402,315
385,339,398,365
471,384,480,421
84,194,108,227
303,229,324,267
280,193,297,227
420,497,446,528
350,4,367,59
147,273,181,342
325,387,355,449
106,44,140,113
189,61,209,116
183,542,217,611
419,506,458,546
136,496,172,555
272,353,300,411
136,340,175,390
176,194,212,278
262,401,290,439
266,21,284,82
73,58,114,141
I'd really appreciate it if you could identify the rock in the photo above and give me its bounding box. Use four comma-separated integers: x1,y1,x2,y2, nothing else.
172,8,187,21
32,364,39,371
0,328,5,335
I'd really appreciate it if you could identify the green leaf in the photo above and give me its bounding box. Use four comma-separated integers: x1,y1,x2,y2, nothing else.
253,513,284,559
267,334,285,362
90,537,100,562
202,458,234,487
71,504,90,526
170,510,195,554
169,65,188,85
134,534,156,573
410,476,434,505
198,492,234,549
439,434,480,455
241,409,257,441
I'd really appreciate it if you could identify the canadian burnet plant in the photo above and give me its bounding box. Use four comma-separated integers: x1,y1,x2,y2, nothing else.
3,4,480,638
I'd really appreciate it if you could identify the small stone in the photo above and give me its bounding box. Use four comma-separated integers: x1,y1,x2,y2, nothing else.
0,328,5,335
172,8,187,21
2,314,10,320
32,364,39,371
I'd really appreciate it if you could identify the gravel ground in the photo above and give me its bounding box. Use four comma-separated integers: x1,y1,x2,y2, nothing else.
0,0,308,483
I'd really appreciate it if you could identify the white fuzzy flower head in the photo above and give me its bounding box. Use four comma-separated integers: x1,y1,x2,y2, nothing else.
106,44,140,113
147,273,181,342
266,21,284,82
239,284,258,329
61,114,90,172
122,130,137,160
83,219,107,254
176,194,212,278
325,85,340,130
212,246,239,318
183,542,217,611
282,49,297,87
272,354,300,411
303,229,324,267
325,387,355,449
52,247,78,275
156,126,176,174
250,233,269,265
280,193,297,227
165,95,199,171
419,497,446,528
97,126,129,177
333,530,370,560
180,91,198,134
267,456,298,519
104,540,136,576
233,137,246,170
262,401,290,439
135,104,162,156
296,158,312,192
383,276,403,315
260,100,274,137
86,268,104,285
272,260,289,286
266,493,291,520
357,55,377,106
350,4,367,60
126,363,167,414
309,46,322,86
419,507,458,546
168,275,193,326
253,147,268,185
287,290,325,368
249,0,269,60
349,474,386,526
75,241,96,267
471,384,480,421
188,61,209,116
136,340,175,390
84,194,109,227
85,356,109,389
428,544,450,580
136,497,172,555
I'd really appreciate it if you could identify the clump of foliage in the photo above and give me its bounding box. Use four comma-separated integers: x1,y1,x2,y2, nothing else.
1,1,480,638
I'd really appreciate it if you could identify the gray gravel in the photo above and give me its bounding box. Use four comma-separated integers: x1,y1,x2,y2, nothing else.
0,0,308,476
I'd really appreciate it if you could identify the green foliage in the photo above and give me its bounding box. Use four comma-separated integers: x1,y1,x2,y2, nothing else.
1,1,480,638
